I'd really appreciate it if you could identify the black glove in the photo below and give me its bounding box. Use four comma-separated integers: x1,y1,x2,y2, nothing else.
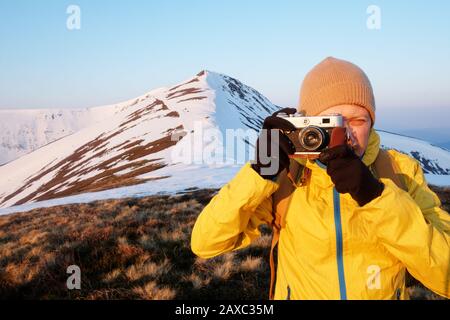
251,108,297,180
319,127,384,206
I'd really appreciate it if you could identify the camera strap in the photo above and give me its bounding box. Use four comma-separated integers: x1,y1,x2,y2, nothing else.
269,159,310,300
371,149,407,192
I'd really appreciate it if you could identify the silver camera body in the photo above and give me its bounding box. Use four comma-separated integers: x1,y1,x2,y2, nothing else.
277,112,344,157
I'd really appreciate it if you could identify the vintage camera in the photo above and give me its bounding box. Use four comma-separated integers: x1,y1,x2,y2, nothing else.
277,112,344,158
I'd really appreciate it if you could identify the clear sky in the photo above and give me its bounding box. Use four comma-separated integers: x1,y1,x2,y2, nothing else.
0,0,449,132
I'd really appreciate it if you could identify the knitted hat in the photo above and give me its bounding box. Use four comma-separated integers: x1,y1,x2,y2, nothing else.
298,57,376,124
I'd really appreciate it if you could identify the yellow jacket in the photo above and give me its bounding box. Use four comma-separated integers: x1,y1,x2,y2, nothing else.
191,129,450,299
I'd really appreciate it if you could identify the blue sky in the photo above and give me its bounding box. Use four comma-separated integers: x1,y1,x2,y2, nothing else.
0,0,449,132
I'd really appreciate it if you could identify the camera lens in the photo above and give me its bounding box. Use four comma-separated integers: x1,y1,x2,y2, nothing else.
299,126,326,151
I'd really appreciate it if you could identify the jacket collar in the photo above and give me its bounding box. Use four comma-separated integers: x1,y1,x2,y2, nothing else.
361,128,380,167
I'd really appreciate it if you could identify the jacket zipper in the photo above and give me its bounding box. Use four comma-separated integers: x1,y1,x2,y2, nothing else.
333,188,347,300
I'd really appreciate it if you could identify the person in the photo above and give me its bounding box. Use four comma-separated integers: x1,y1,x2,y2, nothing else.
190,57,450,300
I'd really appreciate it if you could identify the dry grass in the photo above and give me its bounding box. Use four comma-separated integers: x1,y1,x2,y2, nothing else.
240,256,263,272
132,281,176,300
0,186,448,300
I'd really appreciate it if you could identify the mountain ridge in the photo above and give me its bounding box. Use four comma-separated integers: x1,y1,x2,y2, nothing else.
0,70,449,213
0,70,279,209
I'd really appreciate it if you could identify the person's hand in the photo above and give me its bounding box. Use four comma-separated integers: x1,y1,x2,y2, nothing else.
319,127,384,206
251,108,297,180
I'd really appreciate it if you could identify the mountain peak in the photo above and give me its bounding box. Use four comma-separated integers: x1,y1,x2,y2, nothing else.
0,70,280,210
195,69,227,80
196,70,207,77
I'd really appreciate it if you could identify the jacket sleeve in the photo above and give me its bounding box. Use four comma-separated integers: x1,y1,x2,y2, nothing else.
191,162,279,259
360,157,450,298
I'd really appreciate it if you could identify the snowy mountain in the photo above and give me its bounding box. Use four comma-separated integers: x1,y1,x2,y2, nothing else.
0,70,278,211
0,103,130,165
378,130,450,175
0,70,449,215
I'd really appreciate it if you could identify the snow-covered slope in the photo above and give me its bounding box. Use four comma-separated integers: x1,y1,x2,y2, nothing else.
0,94,157,165
377,130,450,187
0,70,278,210
0,70,449,215
0,108,93,165
378,130,450,175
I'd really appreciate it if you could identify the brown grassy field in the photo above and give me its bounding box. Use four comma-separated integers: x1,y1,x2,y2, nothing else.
0,186,448,300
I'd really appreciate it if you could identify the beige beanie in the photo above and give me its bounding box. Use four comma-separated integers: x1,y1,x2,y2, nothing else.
298,57,376,124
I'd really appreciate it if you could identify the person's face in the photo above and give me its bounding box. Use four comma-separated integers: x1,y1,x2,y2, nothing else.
317,104,372,158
